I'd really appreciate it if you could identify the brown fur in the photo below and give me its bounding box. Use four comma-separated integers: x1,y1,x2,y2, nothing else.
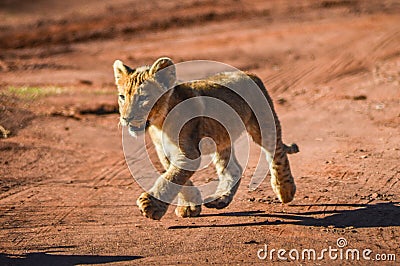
114,57,298,220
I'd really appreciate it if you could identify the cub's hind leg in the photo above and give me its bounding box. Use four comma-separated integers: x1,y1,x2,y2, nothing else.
248,116,298,203
175,179,202,218
204,147,242,209
264,143,296,203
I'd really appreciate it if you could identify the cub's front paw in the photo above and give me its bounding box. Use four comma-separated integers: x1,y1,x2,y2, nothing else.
137,192,169,220
175,205,202,218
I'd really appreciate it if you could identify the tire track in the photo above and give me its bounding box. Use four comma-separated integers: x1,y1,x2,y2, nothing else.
9,157,129,250
370,29,400,58
0,184,41,202
381,166,400,194
53,157,128,224
273,27,400,88
265,63,319,93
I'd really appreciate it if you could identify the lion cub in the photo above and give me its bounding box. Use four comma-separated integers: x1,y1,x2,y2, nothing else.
113,57,298,220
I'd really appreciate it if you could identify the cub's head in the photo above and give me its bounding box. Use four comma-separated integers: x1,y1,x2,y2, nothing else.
113,57,176,136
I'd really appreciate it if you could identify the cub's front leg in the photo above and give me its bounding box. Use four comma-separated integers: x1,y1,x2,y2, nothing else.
137,165,195,220
138,126,201,220
137,192,169,220
148,140,201,218
175,179,202,218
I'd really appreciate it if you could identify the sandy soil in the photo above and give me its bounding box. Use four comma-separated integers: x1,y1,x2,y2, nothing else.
0,0,399,265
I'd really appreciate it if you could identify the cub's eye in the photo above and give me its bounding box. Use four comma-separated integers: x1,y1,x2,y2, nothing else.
119,94,125,101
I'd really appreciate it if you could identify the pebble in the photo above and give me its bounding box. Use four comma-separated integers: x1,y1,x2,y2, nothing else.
371,192,379,199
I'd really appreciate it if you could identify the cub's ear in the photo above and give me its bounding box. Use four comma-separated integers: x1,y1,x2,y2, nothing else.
149,57,176,89
113,60,131,85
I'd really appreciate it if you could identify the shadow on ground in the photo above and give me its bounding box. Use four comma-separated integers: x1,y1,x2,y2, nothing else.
0,252,143,266
169,202,400,229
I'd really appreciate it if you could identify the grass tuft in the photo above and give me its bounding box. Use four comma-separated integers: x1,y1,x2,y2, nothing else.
5,86,64,99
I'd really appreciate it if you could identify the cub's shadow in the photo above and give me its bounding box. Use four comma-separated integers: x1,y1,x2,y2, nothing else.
0,252,142,266
169,202,400,229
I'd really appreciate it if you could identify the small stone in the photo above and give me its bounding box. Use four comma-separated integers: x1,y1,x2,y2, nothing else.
80,79,93,85
353,95,367,100
371,192,379,199
277,98,287,105
244,240,259,244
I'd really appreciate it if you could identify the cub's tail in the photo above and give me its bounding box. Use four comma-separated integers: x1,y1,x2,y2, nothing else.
283,143,299,154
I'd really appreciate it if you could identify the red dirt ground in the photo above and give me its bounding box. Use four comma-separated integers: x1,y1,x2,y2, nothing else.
0,0,399,265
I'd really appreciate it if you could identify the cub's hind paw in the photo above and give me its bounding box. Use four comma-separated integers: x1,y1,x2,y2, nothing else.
175,205,202,218
272,181,296,204
137,192,169,220
203,194,233,209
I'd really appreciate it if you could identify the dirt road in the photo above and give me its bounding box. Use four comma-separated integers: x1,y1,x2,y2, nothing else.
0,0,399,265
